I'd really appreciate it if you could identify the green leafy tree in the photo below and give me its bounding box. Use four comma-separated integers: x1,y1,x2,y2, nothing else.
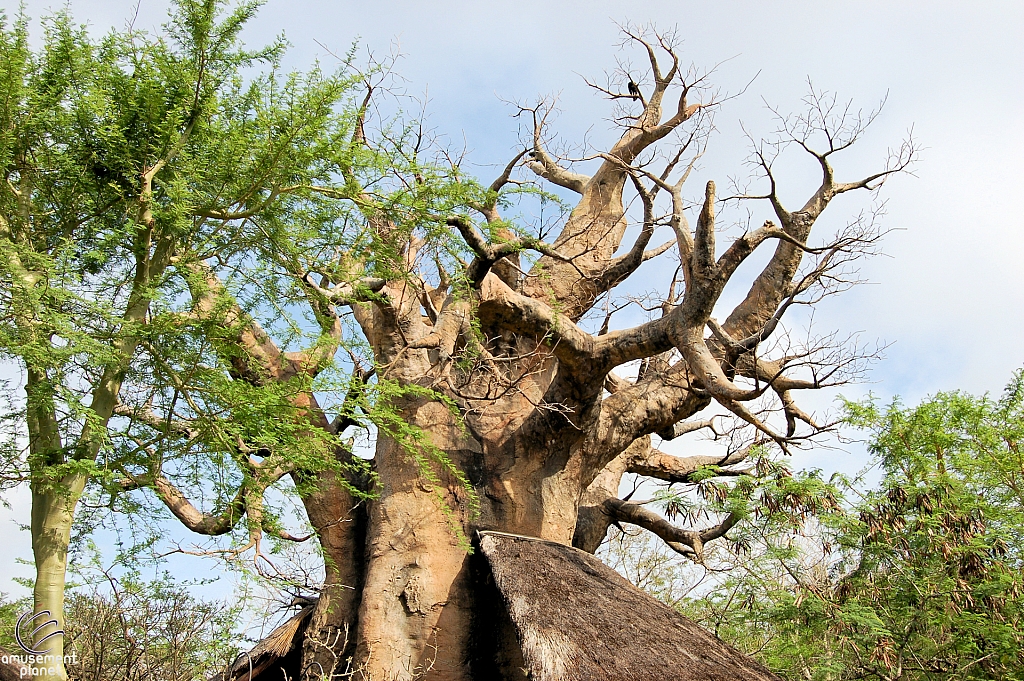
1,571,240,681
680,373,1024,680
62,569,241,681
0,2,442,676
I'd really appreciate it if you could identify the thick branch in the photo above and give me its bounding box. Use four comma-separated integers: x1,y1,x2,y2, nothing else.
184,260,287,383
406,295,468,362
447,216,568,287
152,476,247,536
604,371,632,395
589,174,671,293
478,274,597,369
627,440,756,483
585,359,710,478
692,180,717,279
603,498,738,561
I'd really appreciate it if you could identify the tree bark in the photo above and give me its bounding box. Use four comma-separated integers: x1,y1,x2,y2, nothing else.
29,478,85,680
298,467,367,680
353,429,477,680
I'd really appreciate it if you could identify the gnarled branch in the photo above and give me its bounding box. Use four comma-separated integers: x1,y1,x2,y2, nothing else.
603,497,739,561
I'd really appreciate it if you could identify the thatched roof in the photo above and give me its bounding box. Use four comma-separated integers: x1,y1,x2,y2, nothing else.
214,605,312,681
477,531,781,681
218,532,782,681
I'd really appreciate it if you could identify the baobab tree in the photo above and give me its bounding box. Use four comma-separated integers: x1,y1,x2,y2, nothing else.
1,3,913,678
189,28,908,678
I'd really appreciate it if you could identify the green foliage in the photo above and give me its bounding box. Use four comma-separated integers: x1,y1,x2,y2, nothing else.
0,568,241,681
679,372,1024,680
64,575,240,681
0,0,487,568
0,0,335,492
0,591,31,652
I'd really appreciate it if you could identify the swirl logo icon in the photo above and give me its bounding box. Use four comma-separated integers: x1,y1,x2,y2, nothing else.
15,610,63,655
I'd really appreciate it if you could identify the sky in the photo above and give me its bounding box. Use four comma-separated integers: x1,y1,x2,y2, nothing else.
2,0,1023,599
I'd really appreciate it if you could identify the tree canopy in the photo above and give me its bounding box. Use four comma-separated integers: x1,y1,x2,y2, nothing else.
0,2,930,679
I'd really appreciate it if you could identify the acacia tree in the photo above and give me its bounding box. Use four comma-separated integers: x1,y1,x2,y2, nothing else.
0,2,422,677
675,374,1024,680
0,7,248,675
2,3,916,679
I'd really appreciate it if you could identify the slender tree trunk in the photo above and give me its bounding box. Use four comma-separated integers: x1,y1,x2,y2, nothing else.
29,475,86,680
22,363,76,680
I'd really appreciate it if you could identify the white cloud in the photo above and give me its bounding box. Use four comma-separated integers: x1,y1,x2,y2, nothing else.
5,0,1022,591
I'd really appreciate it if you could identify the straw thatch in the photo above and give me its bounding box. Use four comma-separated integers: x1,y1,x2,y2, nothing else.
477,531,782,681
215,604,313,681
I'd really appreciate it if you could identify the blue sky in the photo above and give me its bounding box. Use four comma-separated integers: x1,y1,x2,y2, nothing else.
2,0,1023,598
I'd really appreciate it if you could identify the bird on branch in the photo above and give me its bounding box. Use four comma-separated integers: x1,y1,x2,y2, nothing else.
627,79,641,101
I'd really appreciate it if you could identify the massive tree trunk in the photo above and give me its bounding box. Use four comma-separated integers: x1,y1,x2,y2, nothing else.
352,402,477,679
347,362,599,679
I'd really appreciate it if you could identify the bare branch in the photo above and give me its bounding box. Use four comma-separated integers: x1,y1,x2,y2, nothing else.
627,440,758,484
655,417,719,442
603,498,739,562
489,149,529,194
447,215,570,287
523,104,591,193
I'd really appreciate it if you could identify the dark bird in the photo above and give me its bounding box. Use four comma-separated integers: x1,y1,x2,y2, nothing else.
627,79,641,101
